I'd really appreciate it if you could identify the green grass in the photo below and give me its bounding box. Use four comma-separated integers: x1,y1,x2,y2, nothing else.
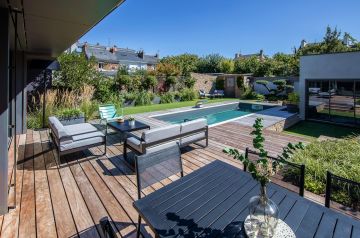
122,98,237,115
284,121,360,139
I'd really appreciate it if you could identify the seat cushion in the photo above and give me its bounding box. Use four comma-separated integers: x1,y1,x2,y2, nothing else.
60,135,104,152
180,132,206,146
141,124,180,143
64,123,99,136
180,118,207,134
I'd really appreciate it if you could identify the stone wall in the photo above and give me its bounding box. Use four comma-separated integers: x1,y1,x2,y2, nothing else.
191,73,216,93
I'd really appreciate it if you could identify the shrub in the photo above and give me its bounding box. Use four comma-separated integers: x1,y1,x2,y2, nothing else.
184,76,196,89
135,91,153,106
179,88,197,101
236,75,245,90
123,92,136,102
160,92,174,104
116,74,132,91
241,87,265,101
56,108,83,118
287,92,300,104
215,77,225,90
142,75,157,91
288,137,360,208
165,76,177,91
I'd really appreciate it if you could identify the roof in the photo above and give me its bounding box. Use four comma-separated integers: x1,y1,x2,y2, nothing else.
83,44,159,65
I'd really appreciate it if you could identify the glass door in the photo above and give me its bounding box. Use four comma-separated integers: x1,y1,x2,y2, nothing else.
329,80,355,125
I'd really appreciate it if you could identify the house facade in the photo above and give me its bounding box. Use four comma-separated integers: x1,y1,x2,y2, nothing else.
81,43,159,75
299,51,360,126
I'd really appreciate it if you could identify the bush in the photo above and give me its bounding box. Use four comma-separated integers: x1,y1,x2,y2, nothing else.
240,87,265,101
160,92,174,104
287,92,300,104
165,76,177,91
142,75,157,91
179,88,197,101
56,108,83,118
236,75,245,90
135,91,153,106
289,137,360,208
184,76,196,89
116,74,131,91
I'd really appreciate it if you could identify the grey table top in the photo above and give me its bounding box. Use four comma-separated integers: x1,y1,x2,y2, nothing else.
134,160,360,238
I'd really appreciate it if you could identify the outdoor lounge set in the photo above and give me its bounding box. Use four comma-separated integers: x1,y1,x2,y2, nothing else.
49,108,209,163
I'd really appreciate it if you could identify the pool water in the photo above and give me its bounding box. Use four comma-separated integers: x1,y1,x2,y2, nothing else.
153,102,274,125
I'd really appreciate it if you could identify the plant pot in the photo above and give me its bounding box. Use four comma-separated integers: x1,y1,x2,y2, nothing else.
128,120,135,126
286,103,299,113
245,185,279,237
59,113,85,126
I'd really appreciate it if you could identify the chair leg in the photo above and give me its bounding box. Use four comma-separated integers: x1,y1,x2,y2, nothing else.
137,215,142,238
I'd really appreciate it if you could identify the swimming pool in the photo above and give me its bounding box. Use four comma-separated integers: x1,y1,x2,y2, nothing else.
152,102,274,125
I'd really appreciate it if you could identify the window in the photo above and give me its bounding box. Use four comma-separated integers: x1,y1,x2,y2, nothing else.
98,62,104,69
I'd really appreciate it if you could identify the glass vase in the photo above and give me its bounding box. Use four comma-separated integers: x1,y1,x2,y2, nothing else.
246,185,279,237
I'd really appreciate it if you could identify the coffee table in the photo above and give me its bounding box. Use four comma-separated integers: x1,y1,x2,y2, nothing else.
107,120,150,134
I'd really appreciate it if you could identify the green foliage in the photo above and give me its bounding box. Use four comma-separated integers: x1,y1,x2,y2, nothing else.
55,108,83,118
215,77,225,90
134,91,153,106
123,92,136,101
288,137,360,208
179,88,197,101
156,62,180,77
165,76,177,91
219,59,234,73
223,118,304,186
142,75,157,91
240,87,265,101
184,76,196,89
234,56,273,77
93,77,117,103
160,92,174,104
287,92,300,104
53,52,100,89
196,54,224,73
271,53,299,76
116,74,132,91
236,75,245,90
161,54,199,76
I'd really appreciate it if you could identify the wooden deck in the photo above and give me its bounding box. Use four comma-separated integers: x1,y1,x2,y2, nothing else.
0,121,309,238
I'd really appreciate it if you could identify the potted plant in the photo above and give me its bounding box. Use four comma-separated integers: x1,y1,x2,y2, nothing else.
223,118,304,237
128,116,135,126
286,92,300,113
56,108,85,125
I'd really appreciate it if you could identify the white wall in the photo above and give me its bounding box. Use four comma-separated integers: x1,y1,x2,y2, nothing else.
299,51,360,119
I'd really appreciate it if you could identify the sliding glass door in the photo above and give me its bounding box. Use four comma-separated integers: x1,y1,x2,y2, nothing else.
307,79,360,126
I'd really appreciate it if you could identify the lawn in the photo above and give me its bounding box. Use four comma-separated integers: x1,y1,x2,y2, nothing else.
284,121,360,139
123,98,237,115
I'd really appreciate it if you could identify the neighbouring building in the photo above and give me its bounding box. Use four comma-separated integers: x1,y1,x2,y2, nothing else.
80,42,159,75
299,51,360,127
234,50,265,61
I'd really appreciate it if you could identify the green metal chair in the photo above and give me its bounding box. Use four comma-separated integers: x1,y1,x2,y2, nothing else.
99,104,124,134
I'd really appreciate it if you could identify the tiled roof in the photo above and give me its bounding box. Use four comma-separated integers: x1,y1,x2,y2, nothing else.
84,44,159,65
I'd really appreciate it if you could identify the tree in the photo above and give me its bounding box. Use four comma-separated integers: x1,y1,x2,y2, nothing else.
156,62,180,77
215,77,225,90
219,59,235,73
196,54,224,73
116,74,131,91
143,75,157,92
53,52,100,89
161,54,199,76
271,53,299,76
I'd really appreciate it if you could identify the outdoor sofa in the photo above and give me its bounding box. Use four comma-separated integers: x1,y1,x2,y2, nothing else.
48,116,106,161
124,118,208,159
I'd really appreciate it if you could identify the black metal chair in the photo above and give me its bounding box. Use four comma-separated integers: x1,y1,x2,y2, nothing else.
325,171,360,213
245,147,306,197
135,142,184,238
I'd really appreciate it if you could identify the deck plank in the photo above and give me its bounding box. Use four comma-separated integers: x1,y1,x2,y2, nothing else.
40,130,78,238
18,130,36,238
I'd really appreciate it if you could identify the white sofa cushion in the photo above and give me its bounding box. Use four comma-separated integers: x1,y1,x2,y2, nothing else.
180,118,207,134
60,133,104,152
141,124,180,143
64,123,99,136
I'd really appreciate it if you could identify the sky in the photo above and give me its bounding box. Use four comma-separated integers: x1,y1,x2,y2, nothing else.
80,0,360,58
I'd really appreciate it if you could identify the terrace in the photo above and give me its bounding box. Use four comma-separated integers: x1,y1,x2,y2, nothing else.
1,117,310,237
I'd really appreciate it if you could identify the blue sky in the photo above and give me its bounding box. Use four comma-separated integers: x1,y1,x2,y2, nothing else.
81,0,360,58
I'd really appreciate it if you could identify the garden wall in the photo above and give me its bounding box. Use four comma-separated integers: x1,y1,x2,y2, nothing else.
191,73,216,93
